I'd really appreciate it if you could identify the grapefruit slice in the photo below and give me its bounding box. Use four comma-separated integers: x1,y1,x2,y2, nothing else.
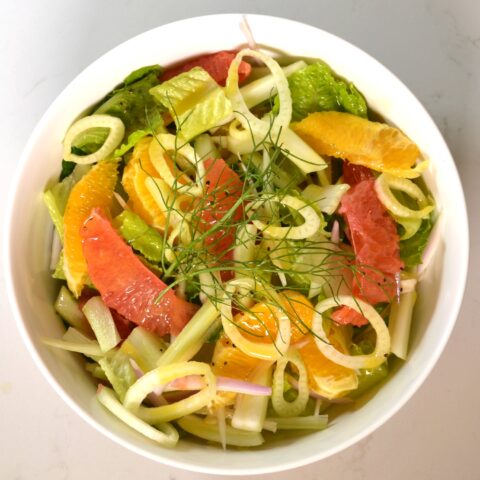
331,178,403,326
161,51,251,86
81,208,198,336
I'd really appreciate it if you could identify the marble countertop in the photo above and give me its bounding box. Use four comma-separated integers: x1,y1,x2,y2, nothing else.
1,1,479,478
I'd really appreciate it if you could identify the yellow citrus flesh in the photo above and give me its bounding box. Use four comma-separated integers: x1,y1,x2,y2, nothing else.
121,138,166,230
210,334,262,408
233,290,314,345
63,160,118,297
293,111,421,175
298,331,358,400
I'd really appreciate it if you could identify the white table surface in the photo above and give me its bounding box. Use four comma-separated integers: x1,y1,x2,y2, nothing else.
1,1,479,478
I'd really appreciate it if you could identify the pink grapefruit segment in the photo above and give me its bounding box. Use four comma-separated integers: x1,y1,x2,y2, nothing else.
80,208,198,336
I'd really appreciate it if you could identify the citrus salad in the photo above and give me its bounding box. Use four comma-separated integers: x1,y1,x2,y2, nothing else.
43,48,435,448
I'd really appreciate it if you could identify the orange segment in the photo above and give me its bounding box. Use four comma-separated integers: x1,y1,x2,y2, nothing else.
122,138,166,230
233,291,314,345
293,111,421,175
63,160,118,297
299,326,358,399
210,334,262,408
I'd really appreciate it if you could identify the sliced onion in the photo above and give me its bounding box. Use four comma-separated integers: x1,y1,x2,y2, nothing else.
63,114,125,164
375,173,433,219
312,295,390,369
272,349,309,417
251,195,320,240
97,385,178,447
226,48,292,139
220,278,291,360
123,361,216,424
163,375,272,396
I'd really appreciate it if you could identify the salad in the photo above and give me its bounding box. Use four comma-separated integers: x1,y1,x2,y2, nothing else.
43,47,435,449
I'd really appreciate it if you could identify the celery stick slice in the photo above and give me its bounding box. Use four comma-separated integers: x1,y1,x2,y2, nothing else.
42,338,102,357
389,290,417,360
97,385,178,447
231,362,273,432
266,415,328,430
82,296,121,353
55,286,91,334
120,327,168,373
157,301,219,366
177,415,264,447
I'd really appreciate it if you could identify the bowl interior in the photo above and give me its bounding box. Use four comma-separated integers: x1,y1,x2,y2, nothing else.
4,14,468,475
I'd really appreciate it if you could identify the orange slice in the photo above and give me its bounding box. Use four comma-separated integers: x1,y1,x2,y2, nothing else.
293,111,421,176
63,160,118,297
210,334,262,408
298,328,358,399
121,138,166,230
233,290,314,345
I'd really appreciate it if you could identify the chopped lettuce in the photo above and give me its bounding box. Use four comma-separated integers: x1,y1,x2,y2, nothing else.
400,217,433,268
114,130,151,157
350,342,389,397
94,67,164,138
60,160,76,180
114,210,164,262
98,349,137,401
284,62,368,121
150,67,232,142
123,65,162,86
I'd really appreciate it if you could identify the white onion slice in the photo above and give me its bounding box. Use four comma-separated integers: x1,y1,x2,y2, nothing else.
149,133,205,197
252,195,320,240
97,385,178,447
312,295,390,369
63,114,125,164
375,173,433,219
272,349,309,417
124,361,216,424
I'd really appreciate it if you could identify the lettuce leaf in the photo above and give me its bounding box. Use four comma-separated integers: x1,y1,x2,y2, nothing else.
399,217,433,268
94,68,164,138
113,129,151,157
150,66,232,142
350,342,389,398
285,62,368,121
114,210,164,262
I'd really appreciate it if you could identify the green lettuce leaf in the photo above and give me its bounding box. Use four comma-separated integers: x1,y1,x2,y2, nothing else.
150,67,232,142
113,130,151,157
350,342,389,398
59,160,76,180
285,62,368,121
95,68,164,138
114,210,164,262
123,65,162,86
399,217,433,268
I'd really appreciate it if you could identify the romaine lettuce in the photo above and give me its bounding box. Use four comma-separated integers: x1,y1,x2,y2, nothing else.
399,217,433,268
150,67,232,142
114,210,164,262
285,62,368,121
94,67,164,138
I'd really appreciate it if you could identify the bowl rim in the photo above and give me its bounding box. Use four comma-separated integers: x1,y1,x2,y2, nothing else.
3,12,469,475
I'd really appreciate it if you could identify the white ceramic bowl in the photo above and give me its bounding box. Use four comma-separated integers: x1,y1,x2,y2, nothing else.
4,14,468,475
